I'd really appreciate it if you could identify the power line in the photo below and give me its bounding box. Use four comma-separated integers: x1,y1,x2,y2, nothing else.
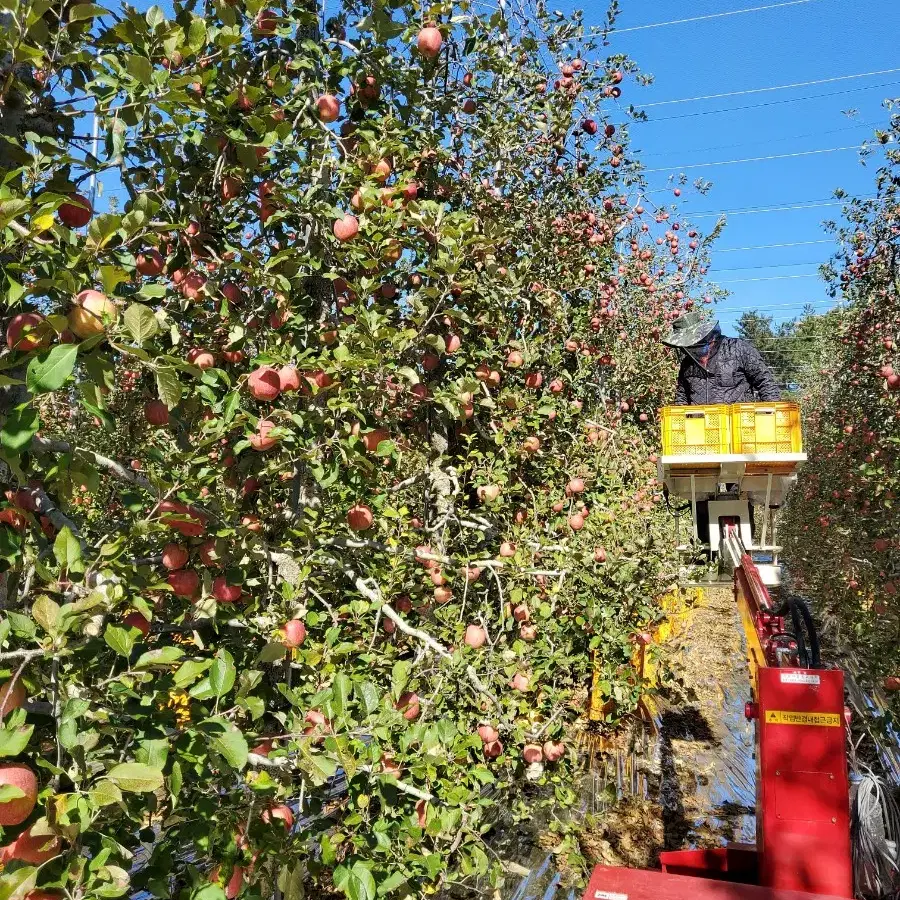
640,119,879,159
644,143,864,174
687,196,876,219
614,0,819,34
717,239,835,252
717,273,822,283
637,80,900,123
715,260,827,272
640,67,900,108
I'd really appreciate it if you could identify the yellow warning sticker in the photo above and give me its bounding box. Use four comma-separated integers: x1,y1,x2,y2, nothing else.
765,710,841,727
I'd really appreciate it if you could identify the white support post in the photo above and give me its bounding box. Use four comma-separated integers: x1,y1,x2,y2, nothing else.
761,473,773,549
690,475,698,543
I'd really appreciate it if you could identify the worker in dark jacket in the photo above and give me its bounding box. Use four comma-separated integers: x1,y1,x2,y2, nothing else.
663,311,781,405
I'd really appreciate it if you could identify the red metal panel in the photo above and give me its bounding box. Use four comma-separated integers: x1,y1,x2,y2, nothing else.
583,864,847,900
660,845,758,883
756,667,853,898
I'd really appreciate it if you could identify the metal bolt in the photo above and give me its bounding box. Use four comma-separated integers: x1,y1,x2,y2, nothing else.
775,770,780,776
832,817,837,824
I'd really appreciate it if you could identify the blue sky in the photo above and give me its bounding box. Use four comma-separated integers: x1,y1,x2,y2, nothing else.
552,0,897,332
94,0,897,335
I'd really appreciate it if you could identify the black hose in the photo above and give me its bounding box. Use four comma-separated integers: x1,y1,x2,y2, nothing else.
773,594,821,669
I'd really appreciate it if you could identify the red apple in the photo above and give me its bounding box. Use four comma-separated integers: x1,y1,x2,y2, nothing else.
0,763,38,825
417,25,443,58
145,400,170,426
248,366,281,401
58,193,92,228
168,569,199,599
347,503,374,531
396,691,420,721
283,619,306,648
162,542,189,571
316,94,341,122
213,577,242,604
464,624,486,648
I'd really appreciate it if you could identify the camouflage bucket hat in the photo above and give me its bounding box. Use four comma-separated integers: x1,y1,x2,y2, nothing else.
662,310,720,348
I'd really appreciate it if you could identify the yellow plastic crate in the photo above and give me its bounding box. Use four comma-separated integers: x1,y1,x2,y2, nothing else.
661,404,731,456
730,402,802,454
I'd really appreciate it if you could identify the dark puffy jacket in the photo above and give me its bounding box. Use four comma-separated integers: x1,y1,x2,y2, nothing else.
675,336,780,405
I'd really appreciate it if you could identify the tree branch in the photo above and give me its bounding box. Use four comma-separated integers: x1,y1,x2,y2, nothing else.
31,437,157,493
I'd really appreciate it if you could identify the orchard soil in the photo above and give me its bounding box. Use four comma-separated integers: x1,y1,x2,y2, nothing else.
475,585,758,898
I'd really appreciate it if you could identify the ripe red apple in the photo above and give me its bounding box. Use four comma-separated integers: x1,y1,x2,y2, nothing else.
58,193,92,228
136,249,165,276
168,569,199,599
511,673,529,691
6,312,51,351
464,624,486,648
362,429,390,452
499,541,516,557
248,366,281,401
254,8,277,34
213,577,242,604
277,366,301,392
884,676,900,691
433,586,452,604
162,542,189,571
525,372,543,389
446,333,462,354
568,513,585,531
316,94,341,122
466,566,482,582
283,619,306,648
594,547,607,563
567,478,585,494
187,348,216,369
333,214,359,242
0,763,38,825
478,724,499,744
69,290,118,339
0,826,61,865
521,436,541,453
483,740,503,759
416,26,443,59
549,378,564,394
396,691,420,720
542,740,565,762
477,484,501,503
523,744,543,764
145,400,170,426
220,175,242,201
262,803,294,830
520,624,537,641
250,419,279,451
123,611,150,636
506,350,524,368
0,680,25,718
180,271,207,301
210,864,244,900
347,503,374,531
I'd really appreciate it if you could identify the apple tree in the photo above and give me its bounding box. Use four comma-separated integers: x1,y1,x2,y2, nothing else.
0,0,708,897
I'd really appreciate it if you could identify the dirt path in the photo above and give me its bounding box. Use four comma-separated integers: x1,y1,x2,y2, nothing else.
578,584,757,873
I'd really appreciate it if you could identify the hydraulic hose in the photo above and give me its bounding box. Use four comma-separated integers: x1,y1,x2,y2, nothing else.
774,594,821,669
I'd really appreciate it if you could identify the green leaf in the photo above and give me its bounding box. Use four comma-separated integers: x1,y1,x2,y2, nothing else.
0,723,33,757
138,283,168,299
123,304,159,344
350,862,376,900
257,641,286,664
391,660,410,700
209,649,236,698
0,783,26,803
86,213,123,250
155,367,182,409
53,527,84,574
331,672,352,718
26,344,78,394
135,646,184,668
206,719,248,769
32,595,60,635
89,780,122,807
173,658,211,689
126,54,152,85
107,762,164,793
187,17,207,50
104,624,135,657
100,265,130,295
357,681,380,716
222,390,240,424
0,864,36,900
1,404,39,453
145,4,164,27
69,3,107,20
168,759,182,805
377,872,408,896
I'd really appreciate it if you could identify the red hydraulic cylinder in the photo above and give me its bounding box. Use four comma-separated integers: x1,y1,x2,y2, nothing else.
755,666,852,898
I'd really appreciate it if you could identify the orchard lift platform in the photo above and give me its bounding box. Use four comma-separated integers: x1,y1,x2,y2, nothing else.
583,403,854,900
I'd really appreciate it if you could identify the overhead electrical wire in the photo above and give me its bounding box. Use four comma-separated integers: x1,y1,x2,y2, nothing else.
716,239,835,253
687,196,878,218
716,273,822,283
640,67,900,108
613,0,820,34
643,144,864,174
637,80,900,123
714,260,828,272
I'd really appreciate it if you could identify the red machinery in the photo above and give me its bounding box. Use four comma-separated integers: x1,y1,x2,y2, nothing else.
583,536,853,900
